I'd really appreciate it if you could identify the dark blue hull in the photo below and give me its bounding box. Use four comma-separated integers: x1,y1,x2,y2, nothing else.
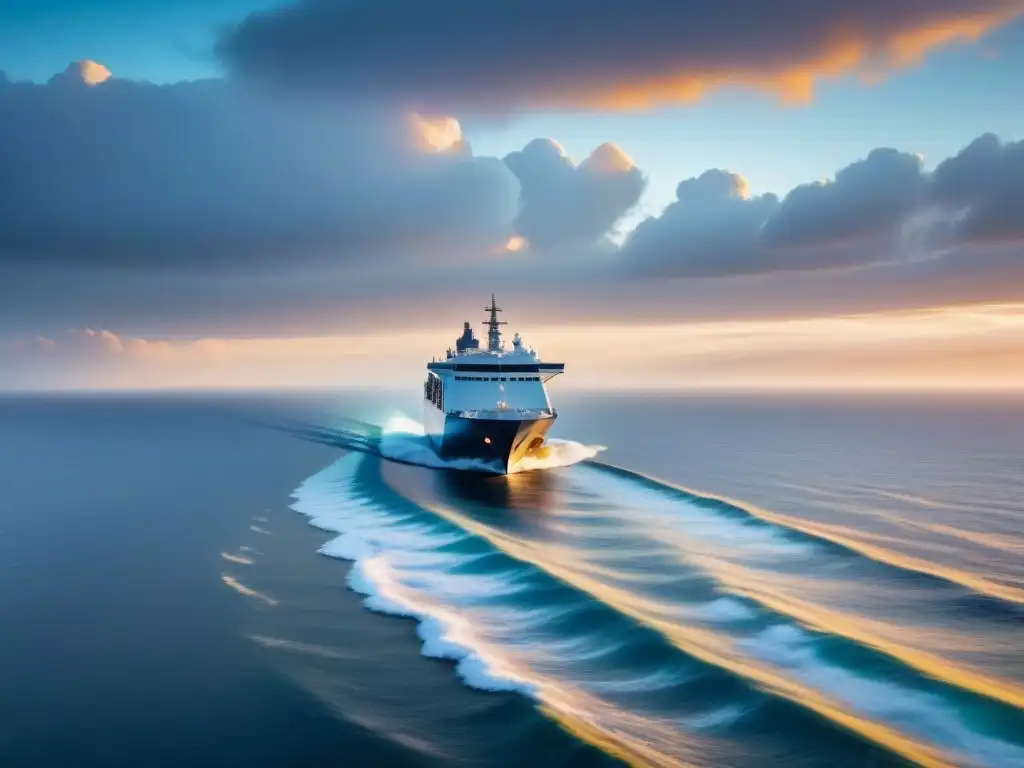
436,413,554,473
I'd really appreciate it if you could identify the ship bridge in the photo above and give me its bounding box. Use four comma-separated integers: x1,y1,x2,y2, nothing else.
426,294,563,415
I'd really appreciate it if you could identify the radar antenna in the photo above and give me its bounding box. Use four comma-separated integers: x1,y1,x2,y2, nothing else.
482,293,507,353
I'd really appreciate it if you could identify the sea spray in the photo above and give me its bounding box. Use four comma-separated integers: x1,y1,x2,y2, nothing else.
377,413,604,474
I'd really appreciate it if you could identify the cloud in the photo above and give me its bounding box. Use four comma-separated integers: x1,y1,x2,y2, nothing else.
761,148,926,248
622,170,782,277
1,62,1022,344
930,133,1024,243
621,136,1023,279
0,62,652,275
217,0,1022,112
503,139,646,249
51,60,112,87
0,61,520,269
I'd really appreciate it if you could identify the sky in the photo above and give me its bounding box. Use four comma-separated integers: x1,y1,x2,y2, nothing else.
2,0,1023,390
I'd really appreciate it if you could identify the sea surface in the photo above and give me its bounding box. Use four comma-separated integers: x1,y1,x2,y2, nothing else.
1,390,1022,767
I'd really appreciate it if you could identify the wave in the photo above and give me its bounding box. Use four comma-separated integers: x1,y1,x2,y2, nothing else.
288,435,1024,767
592,460,1024,610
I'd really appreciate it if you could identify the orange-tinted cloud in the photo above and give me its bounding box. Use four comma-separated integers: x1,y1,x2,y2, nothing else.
503,139,646,249
409,113,464,153
71,59,112,86
219,1,1024,111
503,235,528,253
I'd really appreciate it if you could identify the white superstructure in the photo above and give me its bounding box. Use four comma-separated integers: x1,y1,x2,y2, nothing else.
422,295,564,472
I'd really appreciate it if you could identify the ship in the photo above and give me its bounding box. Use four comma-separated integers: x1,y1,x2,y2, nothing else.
423,295,564,474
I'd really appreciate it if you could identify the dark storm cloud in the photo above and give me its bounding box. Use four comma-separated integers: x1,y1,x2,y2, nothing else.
0,63,519,269
504,139,646,249
930,133,1024,244
217,0,1022,111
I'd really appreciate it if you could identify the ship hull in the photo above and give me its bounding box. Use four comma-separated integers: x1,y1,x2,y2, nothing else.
424,405,554,474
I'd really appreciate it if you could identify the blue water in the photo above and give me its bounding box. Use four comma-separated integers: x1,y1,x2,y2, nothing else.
2,391,1022,767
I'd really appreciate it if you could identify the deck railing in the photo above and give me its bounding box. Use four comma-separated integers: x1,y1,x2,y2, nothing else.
450,407,557,419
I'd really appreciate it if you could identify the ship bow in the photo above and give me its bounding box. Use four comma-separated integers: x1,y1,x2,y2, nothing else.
440,413,554,473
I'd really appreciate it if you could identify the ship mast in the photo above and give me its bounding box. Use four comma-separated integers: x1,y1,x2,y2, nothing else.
483,293,507,353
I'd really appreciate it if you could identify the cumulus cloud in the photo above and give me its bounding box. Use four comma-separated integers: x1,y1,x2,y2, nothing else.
761,148,926,248
1,59,1022,342
0,61,519,269
930,133,1024,243
51,60,112,87
622,135,1023,278
218,0,1022,111
503,139,646,249
623,170,782,276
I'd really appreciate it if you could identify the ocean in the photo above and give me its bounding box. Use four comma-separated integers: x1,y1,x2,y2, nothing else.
1,390,1021,767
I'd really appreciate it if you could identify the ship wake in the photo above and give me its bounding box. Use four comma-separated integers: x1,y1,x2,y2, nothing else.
288,450,1024,768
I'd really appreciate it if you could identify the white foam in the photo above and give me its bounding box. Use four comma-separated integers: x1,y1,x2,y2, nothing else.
686,597,756,623
288,436,1024,767
292,458,537,697
348,556,536,695
319,533,378,561
743,625,1024,768
221,551,255,565
577,464,814,559
288,450,781,765
378,414,603,475
511,438,605,473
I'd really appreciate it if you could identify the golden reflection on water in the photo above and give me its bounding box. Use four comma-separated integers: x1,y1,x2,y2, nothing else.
381,461,954,768
433,467,558,511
